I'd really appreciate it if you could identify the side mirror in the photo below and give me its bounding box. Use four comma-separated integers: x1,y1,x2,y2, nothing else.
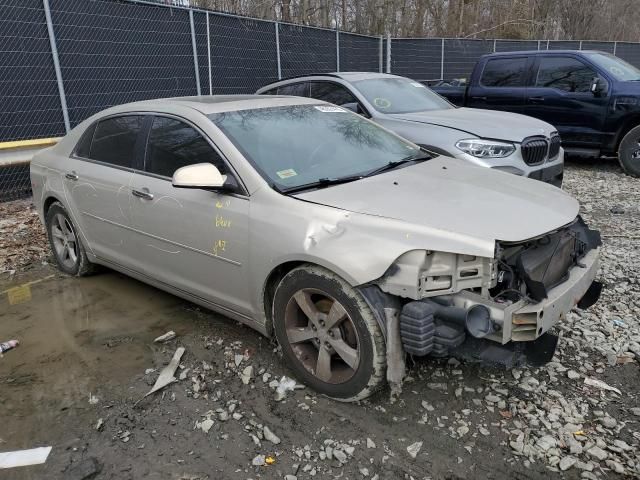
342,102,368,117
591,77,605,96
172,163,226,190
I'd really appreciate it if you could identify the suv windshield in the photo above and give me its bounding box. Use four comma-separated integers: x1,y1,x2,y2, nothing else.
583,52,640,81
209,105,422,191
352,77,452,114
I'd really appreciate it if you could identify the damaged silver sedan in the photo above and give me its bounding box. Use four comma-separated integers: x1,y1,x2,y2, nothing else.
31,95,602,401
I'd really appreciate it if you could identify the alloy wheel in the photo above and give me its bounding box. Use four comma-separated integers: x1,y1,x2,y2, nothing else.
50,213,78,269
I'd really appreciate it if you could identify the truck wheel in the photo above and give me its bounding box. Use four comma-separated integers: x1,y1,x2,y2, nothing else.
46,201,95,276
618,125,640,177
272,265,386,401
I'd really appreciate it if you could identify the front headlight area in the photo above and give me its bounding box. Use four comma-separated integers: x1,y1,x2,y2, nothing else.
455,138,516,158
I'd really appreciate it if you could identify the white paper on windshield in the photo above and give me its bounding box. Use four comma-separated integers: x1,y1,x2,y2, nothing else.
410,82,426,88
0,447,52,469
314,105,346,113
276,168,297,179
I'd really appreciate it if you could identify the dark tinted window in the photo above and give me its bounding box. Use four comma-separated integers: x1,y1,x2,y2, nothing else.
74,122,96,158
145,116,226,178
261,87,279,95
480,58,527,87
90,116,144,167
309,82,358,105
277,83,309,96
535,57,596,92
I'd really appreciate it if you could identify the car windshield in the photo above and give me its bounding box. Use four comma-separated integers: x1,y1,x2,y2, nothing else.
352,77,453,114
209,105,422,191
583,52,640,81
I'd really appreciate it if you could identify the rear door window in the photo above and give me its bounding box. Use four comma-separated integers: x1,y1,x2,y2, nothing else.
277,82,309,96
145,116,228,178
535,56,597,92
89,115,144,168
480,58,527,87
309,82,358,105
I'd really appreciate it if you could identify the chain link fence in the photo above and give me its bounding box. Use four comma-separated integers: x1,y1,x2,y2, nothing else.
3,0,640,200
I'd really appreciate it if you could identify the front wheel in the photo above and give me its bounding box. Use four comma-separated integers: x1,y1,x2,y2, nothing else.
618,125,640,177
272,265,386,401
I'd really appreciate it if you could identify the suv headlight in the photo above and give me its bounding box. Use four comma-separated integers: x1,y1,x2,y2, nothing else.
455,139,515,158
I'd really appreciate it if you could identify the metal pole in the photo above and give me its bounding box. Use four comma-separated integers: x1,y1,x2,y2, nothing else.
42,0,70,133
537,40,541,50
275,22,282,80
336,29,340,72
386,34,391,73
579,40,583,50
613,41,618,56
493,38,496,52
379,36,383,73
546,39,550,50
189,10,201,96
206,12,212,95
440,38,445,80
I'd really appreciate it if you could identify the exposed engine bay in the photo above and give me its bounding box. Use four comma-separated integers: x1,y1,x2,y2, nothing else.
371,216,602,367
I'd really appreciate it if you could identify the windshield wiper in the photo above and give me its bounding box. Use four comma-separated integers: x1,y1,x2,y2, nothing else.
364,152,432,177
280,175,364,194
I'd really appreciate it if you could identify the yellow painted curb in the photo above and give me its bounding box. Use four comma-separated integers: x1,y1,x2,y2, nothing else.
0,138,59,151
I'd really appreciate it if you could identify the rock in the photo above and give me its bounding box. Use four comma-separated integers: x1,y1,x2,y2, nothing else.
457,425,469,437
366,438,376,449
485,394,501,403
196,418,214,434
630,407,640,416
359,467,370,476
559,456,577,471
66,457,102,480
605,459,625,474
587,445,608,461
263,426,281,445
478,427,490,436
406,441,422,459
252,454,265,466
567,370,580,379
599,416,616,428
536,435,556,452
218,411,229,422
333,449,347,464
240,365,253,385
284,476,298,480
234,354,243,367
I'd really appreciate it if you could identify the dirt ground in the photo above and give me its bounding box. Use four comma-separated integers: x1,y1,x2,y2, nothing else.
1,160,639,480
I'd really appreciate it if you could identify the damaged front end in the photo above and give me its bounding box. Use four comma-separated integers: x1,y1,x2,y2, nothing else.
367,216,602,368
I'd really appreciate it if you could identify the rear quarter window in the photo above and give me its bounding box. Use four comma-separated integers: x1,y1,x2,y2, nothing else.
73,122,96,158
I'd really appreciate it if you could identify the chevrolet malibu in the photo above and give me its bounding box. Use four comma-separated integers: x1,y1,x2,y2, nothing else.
31,96,601,401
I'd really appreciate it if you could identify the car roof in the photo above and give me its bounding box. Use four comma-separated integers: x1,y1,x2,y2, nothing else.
100,95,324,116
481,49,605,57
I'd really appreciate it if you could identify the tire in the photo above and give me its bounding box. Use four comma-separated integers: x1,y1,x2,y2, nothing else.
272,264,386,401
618,125,640,177
45,201,95,276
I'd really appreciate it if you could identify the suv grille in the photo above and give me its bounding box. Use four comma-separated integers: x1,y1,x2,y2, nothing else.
521,137,549,166
548,134,561,159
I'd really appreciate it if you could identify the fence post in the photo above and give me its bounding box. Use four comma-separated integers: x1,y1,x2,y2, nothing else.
189,10,201,96
275,22,282,80
42,0,70,133
206,12,212,95
493,39,496,52
613,41,618,56
579,40,583,50
386,34,391,73
537,40,541,50
440,38,445,80
379,36,383,73
546,39,550,50
336,29,340,72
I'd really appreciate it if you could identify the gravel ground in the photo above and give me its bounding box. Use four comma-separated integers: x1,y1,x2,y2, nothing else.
1,160,639,479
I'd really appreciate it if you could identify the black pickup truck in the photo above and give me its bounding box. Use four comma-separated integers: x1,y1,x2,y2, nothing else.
431,50,640,176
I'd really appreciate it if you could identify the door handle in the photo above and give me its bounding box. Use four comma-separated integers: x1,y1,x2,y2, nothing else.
65,172,78,181
528,96,545,103
470,96,487,101
132,189,154,200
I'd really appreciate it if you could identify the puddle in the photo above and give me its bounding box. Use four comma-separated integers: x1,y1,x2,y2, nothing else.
0,266,199,453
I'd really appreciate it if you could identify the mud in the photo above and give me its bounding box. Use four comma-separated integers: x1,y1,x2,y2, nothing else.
1,159,639,479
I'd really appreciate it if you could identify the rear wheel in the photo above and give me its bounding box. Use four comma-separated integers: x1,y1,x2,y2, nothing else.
46,202,95,276
618,125,640,177
272,265,386,401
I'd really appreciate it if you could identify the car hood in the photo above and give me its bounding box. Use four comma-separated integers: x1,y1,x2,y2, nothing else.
389,107,555,142
294,156,578,246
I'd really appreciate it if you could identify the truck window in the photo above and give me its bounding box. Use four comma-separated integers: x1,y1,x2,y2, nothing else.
480,58,527,87
535,57,596,93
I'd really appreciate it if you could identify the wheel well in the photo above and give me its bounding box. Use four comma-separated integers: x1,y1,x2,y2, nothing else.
261,261,308,336
43,196,61,216
615,116,640,153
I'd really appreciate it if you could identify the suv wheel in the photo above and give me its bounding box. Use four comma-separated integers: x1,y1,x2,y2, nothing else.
618,125,640,177
46,201,95,276
272,265,386,401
